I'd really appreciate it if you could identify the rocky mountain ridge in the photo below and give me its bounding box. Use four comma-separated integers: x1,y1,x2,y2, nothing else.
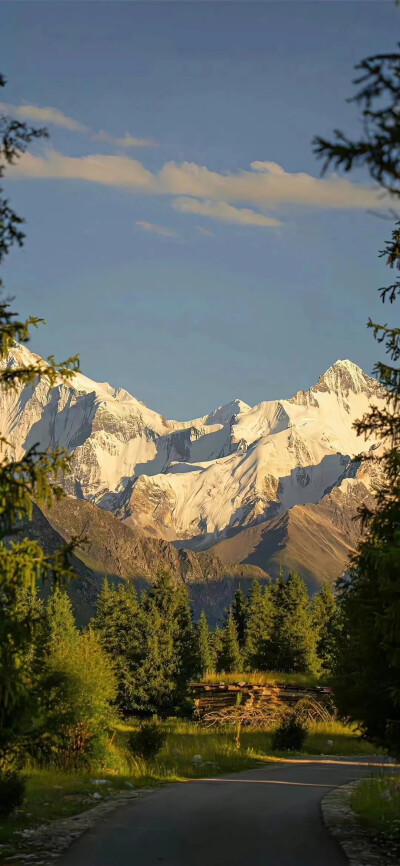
1,344,384,595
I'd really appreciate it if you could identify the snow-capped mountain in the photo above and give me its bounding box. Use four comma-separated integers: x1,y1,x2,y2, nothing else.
0,344,384,556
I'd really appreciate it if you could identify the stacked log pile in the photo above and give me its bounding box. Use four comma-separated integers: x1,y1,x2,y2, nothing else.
191,682,333,720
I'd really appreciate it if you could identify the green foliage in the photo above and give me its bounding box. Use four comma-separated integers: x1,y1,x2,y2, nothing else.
217,611,242,673
95,572,200,716
128,721,167,760
196,611,213,676
243,581,273,670
352,776,400,851
268,572,319,675
94,581,142,713
231,588,249,649
314,41,400,756
271,713,308,752
0,79,83,769
29,591,117,769
311,583,338,673
0,770,25,818
210,625,223,672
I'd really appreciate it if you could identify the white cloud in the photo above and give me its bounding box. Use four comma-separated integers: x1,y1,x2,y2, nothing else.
11,150,154,188
0,102,156,149
11,149,390,212
136,220,177,237
94,130,158,148
158,160,388,210
9,148,394,235
0,101,87,132
173,197,281,227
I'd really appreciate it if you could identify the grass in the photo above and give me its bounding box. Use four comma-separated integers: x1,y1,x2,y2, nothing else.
0,717,381,862
352,776,400,856
201,671,329,688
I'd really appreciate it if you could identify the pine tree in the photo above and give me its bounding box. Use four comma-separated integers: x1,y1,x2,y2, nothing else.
94,581,142,713
96,572,199,716
217,611,242,673
243,581,274,671
0,82,80,769
269,572,318,675
312,583,338,673
173,582,200,704
231,588,249,650
196,611,213,676
210,625,224,673
314,41,400,755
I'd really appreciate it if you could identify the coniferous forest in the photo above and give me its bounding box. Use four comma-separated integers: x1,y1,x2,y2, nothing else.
0,6,399,863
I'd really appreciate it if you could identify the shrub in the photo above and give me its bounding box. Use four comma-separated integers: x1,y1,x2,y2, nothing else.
272,713,308,752
128,722,167,760
0,771,25,818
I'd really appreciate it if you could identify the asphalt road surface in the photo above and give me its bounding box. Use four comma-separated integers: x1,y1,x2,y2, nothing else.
60,758,391,866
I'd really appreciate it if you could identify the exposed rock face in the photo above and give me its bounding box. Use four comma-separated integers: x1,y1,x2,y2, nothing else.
0,344,385,595
210,460,381,592
18,496,267,624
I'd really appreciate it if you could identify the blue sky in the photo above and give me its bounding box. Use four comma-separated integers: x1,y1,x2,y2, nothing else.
1,1,398,418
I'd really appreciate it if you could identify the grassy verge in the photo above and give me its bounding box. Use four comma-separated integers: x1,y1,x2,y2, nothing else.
351,776,400,857
201,671,328,687
0,718,380,862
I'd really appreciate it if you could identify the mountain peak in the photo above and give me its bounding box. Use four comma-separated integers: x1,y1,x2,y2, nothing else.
204,399,251,426
316,359,375,395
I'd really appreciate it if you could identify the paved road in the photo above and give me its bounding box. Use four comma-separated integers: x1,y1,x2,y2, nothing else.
60,758,390,866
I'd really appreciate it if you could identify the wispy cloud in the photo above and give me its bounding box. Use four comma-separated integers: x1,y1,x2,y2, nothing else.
136,220,177,238
94,130,158,148
11,149,390,212
0,101,88,132
195,225,215,237
9,148,393,234
0,101,157,149
174,197,281,228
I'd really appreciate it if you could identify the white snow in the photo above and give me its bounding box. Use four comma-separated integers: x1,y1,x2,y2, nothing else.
0,345,385,546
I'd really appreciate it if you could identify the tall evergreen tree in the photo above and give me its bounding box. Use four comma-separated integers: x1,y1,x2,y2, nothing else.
94,581,142,713
314,41,400,755
217,611,242,673
210,625,224,673
196,611,213,676
268,572,318,675
243,581,273,671
0,82,80,769
231,588,249,650
96,572,199,716
312,583,338,673
173,582,200,702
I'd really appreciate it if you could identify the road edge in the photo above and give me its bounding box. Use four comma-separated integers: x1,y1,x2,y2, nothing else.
321,780,398,866
2,788,156,866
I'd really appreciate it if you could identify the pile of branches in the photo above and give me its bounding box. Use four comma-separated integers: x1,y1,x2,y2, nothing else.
294,697,335,724
202,693,334,742
202,699,285,730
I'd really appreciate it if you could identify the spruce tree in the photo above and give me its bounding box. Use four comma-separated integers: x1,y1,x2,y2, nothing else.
210,625,224,673
217,611,242,673
269,572,318,675
97,572,199,716
312,583,338,674
173,582,200,704
231,588,249,650
243,581,273,671
196,611,213,676
0,82,80,769
314,41,400,755
94,581,142,714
